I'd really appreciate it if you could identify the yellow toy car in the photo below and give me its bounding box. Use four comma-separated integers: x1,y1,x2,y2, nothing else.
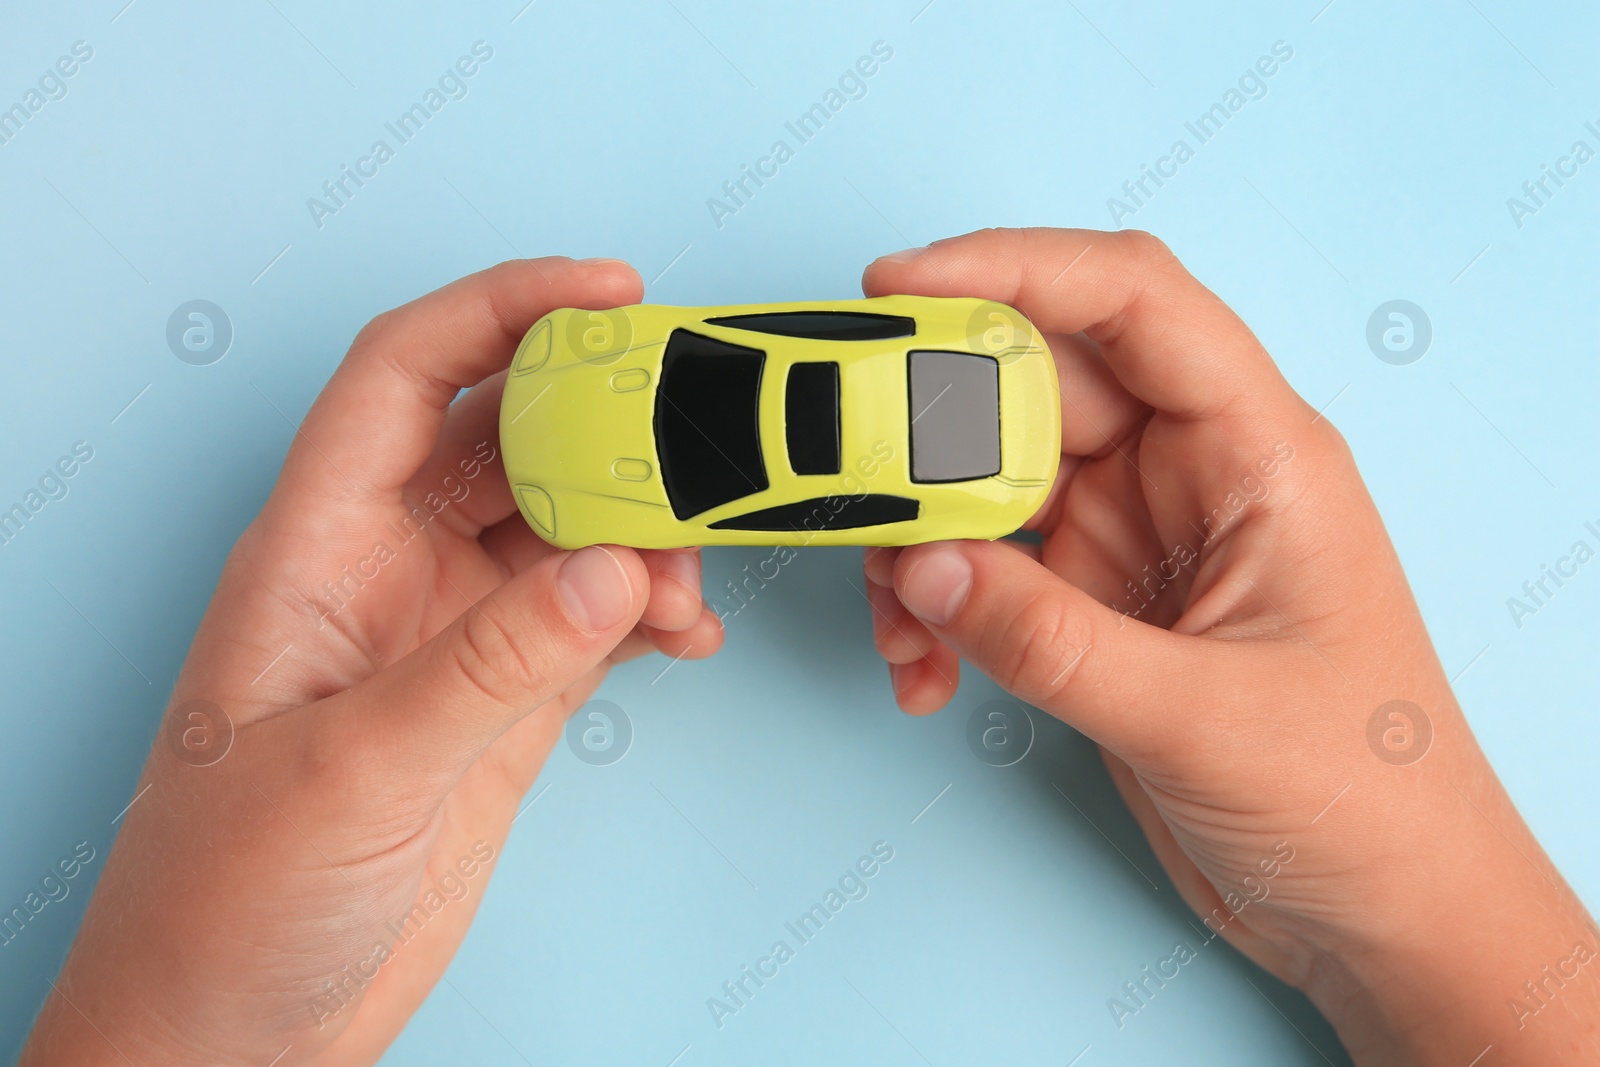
499,295,1060,549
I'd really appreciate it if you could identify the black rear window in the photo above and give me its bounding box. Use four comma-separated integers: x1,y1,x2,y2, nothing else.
655,330,768,519
704,311,915,341
710,494,918,532
785,362,841,475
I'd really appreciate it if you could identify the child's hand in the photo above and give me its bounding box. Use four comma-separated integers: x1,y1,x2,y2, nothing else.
861,229,1599,1065
22,258,723,1067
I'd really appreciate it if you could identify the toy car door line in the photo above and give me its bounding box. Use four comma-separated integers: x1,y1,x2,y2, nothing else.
499,295,1061,549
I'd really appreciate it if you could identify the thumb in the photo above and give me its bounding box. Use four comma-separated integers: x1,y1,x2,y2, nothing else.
326,544,648,789
892,540,1211,756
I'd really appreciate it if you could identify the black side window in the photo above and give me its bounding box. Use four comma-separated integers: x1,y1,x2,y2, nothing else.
705,311,915,341
785,362,841,475
654,330,769,519
710,494,919,532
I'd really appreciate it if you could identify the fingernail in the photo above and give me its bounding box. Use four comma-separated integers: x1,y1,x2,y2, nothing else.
877,246,926,265
890,660,915,696
897,546,972,627
656,551,700,594
576,257,628,268
558,546,633,631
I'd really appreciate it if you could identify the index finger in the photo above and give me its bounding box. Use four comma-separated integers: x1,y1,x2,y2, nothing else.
278,257,643,507
861,228,1297,423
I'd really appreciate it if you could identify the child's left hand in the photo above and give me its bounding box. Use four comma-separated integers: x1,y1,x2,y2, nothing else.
22,257,722,1067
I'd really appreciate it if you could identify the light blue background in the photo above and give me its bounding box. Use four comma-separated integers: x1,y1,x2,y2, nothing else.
2,0,1597,1063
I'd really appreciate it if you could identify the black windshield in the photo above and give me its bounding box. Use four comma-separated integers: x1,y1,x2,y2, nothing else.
655,330,768,519
908,351,1001,483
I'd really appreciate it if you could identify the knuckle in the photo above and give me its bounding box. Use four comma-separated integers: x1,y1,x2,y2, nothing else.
1309,416,1355,465
1118,228,1177,271
988,591,1093,706
451,600,546,707
296,709,440,836
349,309,396,354
1275,414,1356,487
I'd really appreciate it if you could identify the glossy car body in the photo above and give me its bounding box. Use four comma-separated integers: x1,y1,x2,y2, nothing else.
499,295,1060,549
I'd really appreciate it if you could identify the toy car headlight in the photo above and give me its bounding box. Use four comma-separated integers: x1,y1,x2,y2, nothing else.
511,319,551,375
515,484,556,539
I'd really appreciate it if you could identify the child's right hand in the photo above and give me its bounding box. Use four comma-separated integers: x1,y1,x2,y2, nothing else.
861,228,1599,1065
